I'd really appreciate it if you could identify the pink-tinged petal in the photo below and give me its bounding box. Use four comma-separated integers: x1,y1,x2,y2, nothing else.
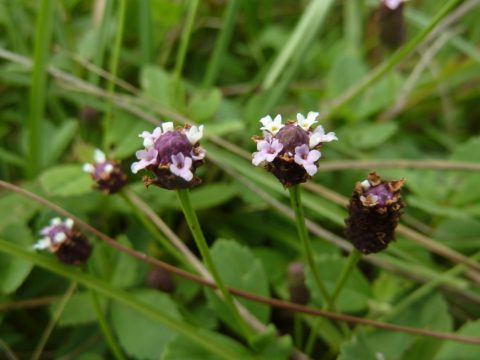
184,156,192,169
257,139,271,151
303,163,318,176
271,139,283,153
171,153,184,167
265,152,277,162
294,153,304,166
307,149,321,163
191,147,206,161
252,152,267,166
169,154,193,181
131,161,145,174
294,144,309,158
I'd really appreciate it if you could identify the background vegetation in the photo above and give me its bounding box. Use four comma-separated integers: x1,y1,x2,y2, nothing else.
1,0,480,359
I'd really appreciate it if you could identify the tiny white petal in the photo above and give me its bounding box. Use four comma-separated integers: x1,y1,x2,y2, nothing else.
186,125,204,144
162,122,174,133
54,232,67,243
143,137,154,148
51,218,62,226
65,218,74,229
83,163,95,173
94,149,106,163
104,164,114,174
361,180,371,190
33,238,51,250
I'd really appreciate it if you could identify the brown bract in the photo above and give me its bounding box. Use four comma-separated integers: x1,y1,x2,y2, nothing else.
54,228,92,265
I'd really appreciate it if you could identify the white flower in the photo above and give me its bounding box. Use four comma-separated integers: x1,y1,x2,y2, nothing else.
260,115,283,135
162,122,174,133
82,163,95,173
309,125,338,148
33,238,51,250
65,218,74,229
361,180,371,190
186,125,204,145
94,149,106,163
139,127,162,148
383,0,404,10
296,111,319,131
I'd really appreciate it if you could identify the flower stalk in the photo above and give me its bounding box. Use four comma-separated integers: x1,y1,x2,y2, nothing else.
288,185,333,309
176,189,252,340
330,249,362,305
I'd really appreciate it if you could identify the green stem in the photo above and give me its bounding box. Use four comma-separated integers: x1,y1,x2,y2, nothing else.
323,0,464,119
173,0,199,88
103,0,127,152
330,249,362,304
27,0,55,178
203,0,239,87
87,261,125,360
89,289,126,360
0,239,250,360
288,185,333,309
138,0,153,65
120,191,187,265
176,189,252,340
32,282,77,360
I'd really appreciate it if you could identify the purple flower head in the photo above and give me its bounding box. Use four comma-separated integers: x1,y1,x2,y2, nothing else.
251,111,337,187
83,149,127,194
379,0,406,49
34,218,91,265
131,123,206,190
382,0,404,10
346,172,406,254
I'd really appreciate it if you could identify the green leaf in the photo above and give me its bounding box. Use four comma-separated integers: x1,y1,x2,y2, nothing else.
306,254,371,312
140,66,173,107
161,331,252,360
45,119,78,165
52,292,106,326
339,293,452,360
188,88,222,122
111,289,181,359
341,122,399,150
107,111,151,159
39,165,92,197
434,320,480,360
250,325,292,360
0,192,40,231
0,225,33,294
207,239,270,327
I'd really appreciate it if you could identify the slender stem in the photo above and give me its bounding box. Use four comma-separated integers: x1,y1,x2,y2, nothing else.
293,314,303,348
27,0,55,178
176,189,252,340
138,0,153,65
330,250,363,305
103,0,127,152
288,185,333,309
173,0,199,89
89,289,125,360
32,282,77,360
120,191,187,265
87,260,125,360
203,0,239,87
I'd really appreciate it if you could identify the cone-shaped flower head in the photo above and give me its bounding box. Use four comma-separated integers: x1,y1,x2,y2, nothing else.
131,122,206,189
345,172,406,254
34,218,92,265
83,149,127,194
379,0,406,49
251,111,337,187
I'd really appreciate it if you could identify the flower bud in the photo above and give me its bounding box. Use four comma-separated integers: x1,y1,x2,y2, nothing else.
287,261,310,305
34,218,92,265
345,172,405,254
146,267,176,293
83,149,127,194
378,0,406,50
251,112,337,187
131,123,206,190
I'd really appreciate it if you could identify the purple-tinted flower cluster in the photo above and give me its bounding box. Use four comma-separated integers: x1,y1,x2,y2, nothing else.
345,172,405,254
34,218,91,265
83,149,127,194
131,122,206,190
251,112,337,187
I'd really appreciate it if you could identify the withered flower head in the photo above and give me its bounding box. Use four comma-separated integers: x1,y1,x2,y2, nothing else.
287,261,310,305
251,112,338,187
34,218,92,265
83,149,127,194
131,122,206,190
379,0,406,49
345,172,405,254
